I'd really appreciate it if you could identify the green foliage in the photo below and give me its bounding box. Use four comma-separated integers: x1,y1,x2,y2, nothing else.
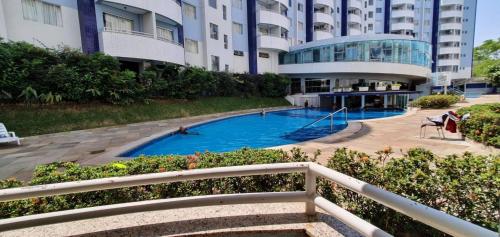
411,94,460,109
0,148,497,235
486,63,500,86
457,103,500,148
318,148,499,235
0,40,290,104
472,38,500,81
0,148,310,218
473,38,500,62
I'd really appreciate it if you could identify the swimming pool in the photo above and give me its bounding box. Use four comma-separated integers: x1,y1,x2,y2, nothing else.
123,108,404,157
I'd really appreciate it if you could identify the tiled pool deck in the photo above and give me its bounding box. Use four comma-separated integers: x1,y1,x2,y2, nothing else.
0,95,498,180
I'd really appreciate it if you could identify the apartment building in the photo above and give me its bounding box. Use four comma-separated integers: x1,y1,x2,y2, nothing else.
0,0,476,83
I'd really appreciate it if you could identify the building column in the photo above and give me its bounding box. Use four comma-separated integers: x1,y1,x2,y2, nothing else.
77,0,99,54
383,95,388,109
247,0,257,74
300,78,306,94
341,96,345,108
361,95,365,109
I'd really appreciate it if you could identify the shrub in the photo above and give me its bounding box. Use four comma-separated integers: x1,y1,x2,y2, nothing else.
318,148,499,235
457,103,500,147
411,94,460,109
0,148,497,235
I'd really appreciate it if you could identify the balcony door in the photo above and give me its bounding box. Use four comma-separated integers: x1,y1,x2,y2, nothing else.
104,13,133,33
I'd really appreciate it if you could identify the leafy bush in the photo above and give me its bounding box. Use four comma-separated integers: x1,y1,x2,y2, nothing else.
0,148,497,235
0,41,291,104
411,94,460,109
318,148,499,235
457,103,500,147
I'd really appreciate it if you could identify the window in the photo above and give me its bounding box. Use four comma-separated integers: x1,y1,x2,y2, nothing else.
232,0,242,9
211,55,220,71
225,64,229,72
289,0,292,7
298,21,304,31
224,34,228,49
209,0,217,9
183,3,196,19
232,22,243,34
376,8,382,13
157,27,174,42
298,3,303,12
369,0,374,5
223,5,227,20
22,0,63,27
259,52,270,58
368,24,373,30
368,11,373,18
210,23,218,40
185,39,199,53
234,50,244,56
104,13,133,32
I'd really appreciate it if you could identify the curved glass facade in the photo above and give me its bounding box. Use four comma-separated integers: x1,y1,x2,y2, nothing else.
279,39,432,68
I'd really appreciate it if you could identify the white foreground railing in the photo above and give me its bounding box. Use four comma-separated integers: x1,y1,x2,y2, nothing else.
0,162,495,237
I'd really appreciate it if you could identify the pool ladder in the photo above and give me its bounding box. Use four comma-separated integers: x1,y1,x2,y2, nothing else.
300,107,348,133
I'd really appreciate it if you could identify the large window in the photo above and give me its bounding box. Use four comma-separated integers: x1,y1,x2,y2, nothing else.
209,0,217,9
104,13,133,32
183,3,196,19
305,79,330,93
232,22,243,34
210,23,219,40
22,0,63,27
211,55,220,71
157,27,174,42
185,39,199,53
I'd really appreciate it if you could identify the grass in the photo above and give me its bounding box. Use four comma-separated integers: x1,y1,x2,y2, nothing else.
0,97,290,137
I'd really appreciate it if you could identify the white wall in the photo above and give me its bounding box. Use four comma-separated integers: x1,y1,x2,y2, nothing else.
0,0,7,39
233,54,249,73
1,0,82,49
202,0,234,71
185,41,206,68
258,50,280,73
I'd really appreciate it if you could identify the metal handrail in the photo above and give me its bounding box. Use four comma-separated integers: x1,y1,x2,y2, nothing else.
0,162,495,237
299,107,348,132
103,27,154,38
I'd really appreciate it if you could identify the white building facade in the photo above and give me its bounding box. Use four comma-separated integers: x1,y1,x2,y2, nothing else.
0,0,476,83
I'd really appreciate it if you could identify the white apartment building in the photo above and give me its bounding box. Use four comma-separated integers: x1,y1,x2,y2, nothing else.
0,0,477,94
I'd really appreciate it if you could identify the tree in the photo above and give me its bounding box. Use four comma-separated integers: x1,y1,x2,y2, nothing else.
473,38,500,78
486,64,500,86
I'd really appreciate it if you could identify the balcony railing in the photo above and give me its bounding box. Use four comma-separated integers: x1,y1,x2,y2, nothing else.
0,162,495,237
103,27,182,46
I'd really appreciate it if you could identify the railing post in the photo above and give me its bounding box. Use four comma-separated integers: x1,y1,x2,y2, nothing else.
305,168,316,216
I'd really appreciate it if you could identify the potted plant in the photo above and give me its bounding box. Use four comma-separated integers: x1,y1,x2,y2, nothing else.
391,83,401,90
358,83,369,91
376,82,387,91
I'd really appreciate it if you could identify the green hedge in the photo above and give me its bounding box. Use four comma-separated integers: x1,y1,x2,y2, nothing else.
457,103,500,148
411,94,460,109
1,148,498,235
0,41,290,104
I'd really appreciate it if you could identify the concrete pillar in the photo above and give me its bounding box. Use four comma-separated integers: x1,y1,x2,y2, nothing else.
341,96,345,108
143,12,156,38
361,95,365,109
383,95,388,109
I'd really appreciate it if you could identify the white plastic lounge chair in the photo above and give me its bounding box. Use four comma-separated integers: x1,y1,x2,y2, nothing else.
0,123,21,146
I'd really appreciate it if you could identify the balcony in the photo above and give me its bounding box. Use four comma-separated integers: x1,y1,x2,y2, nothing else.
347,13,362,24
314,30,334,40
441,0,464,6
439,34,462,42
103,0,182,24
314,12,334,26
314,0,334,8
99,28,185,65
391,9,414,18
348,0,362,10
391,0,415,5
391,22,415,31
440,10,463,18
257,9,291,31
440,22,462,31
348,27,362,35
438,59,461,66
258,35,289,52
438,46,461,55
0,162,494,237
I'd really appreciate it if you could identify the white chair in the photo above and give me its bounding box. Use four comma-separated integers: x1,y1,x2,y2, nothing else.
0,123,21,146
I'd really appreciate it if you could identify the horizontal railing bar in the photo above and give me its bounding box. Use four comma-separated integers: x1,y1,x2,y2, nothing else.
314,196,392,237
0,191,308,232
0,163,310,202
300,107,347,130
309,163,496,237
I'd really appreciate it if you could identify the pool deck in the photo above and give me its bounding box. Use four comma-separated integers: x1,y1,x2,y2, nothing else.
0,95,499,180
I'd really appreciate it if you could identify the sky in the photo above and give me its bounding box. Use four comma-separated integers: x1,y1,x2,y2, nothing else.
473,0,500,46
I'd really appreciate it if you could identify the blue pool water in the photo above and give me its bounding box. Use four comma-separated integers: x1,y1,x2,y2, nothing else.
124,108,404,157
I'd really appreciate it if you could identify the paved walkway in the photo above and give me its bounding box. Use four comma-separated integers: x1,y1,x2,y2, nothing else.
0,96,498,181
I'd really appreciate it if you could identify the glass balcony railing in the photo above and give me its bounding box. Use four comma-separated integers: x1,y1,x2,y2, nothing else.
279,39,432,68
